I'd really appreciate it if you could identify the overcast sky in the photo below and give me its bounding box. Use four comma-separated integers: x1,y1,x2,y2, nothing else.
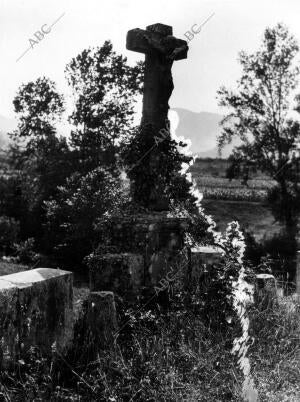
1,0,300,121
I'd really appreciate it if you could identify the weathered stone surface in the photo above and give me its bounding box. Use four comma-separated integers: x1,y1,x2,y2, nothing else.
102,213,187,254
255,273,278,308
190,246,224,281
0,268,73,367
89,253,144,296
127,23,188,133
70,291,118,362
0,281,19,367
85,292,117,347
89,213,188,293
127,23,188,210
296,251,300,295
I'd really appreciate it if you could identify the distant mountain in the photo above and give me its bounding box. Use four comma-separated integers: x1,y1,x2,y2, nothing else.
0,109,238,158
0,115,17,148
173,108,238,158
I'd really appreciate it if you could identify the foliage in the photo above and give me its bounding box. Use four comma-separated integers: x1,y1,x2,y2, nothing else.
243,227,297,279
0,286,241,401
65,40,144,174
267,182,300,229
7,78,72,246
249,298,300,401
1,43,144,262
11,76,65,149
0,216,20,254
218,23,300,228
12,237,41,265
123,123,195,210
2,277,299,401
45,167,126,267
0,174,24,223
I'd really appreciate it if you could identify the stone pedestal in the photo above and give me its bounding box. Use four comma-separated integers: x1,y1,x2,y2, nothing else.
89,253,144,297
255,273,278,309
70,291,118,362
296,251,300,295
189,245,223,282
86,292,117,346
0,268,73,368
88,213,188,297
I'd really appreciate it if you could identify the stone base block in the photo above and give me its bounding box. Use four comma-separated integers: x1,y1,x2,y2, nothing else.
255,273,278,308
71,291,118,362
92,213,188,292
88,253,144,296
190,246,223,281
0,268,73,368
86,291,117,347
296,251,300,295
100,213,188,255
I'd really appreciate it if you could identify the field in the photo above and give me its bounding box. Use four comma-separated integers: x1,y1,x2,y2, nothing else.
202,199,283,241
190,158,276,203
196,176,275,202
189,158,282,240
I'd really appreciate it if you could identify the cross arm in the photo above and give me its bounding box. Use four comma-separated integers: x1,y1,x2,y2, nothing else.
126,28,150,54
164,37,188,61
126,25,188,61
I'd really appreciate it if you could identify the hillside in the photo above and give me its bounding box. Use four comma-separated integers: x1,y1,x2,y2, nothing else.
173,108,239,157
0,115,16,148
0,109,237,157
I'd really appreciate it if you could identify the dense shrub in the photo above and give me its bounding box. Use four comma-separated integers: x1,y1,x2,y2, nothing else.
0,215,20,254
45,167,126,268
244,229,297,280
13,237,41,265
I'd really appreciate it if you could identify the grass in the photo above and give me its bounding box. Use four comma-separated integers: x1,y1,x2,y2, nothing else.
0,249,298,401
0,281,299,401
0,297,241,401
202,199,283,241
250,298,300,401
190,174,283,241
0,260,29,276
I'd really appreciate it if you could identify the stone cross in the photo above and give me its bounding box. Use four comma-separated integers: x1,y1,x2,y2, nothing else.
126,23,188,132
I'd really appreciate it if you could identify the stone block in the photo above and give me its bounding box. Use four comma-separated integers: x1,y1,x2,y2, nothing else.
88,253,144,296
85,291,117,347
0,268,73,368
190,246,224,281
296,251,300,295
99,213,187,254
94,213,188,290
255,273,278,308
71,291,118,362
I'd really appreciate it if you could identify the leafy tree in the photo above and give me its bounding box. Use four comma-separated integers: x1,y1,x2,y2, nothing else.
218,24,300,232
12,77,65,149
65,40,144,174
8,77,72,245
